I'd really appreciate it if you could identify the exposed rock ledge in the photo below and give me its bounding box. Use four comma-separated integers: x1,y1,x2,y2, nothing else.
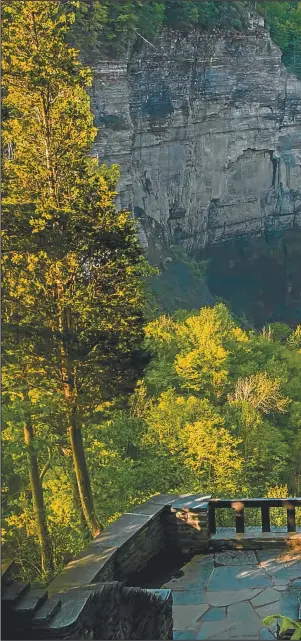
90,13,301,259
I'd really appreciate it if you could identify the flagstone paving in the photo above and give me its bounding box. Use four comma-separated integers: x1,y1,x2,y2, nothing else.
160,548,301,640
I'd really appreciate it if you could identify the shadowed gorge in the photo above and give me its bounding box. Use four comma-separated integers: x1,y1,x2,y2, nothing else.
203,229,301,327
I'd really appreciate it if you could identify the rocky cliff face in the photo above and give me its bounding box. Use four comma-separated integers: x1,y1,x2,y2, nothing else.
90,13,301,265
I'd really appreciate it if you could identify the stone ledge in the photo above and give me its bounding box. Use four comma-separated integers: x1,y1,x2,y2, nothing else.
94,512,156,549
146,493,184,506
143,589,172,601
48,493,213,596
48,494,176,596
170,495,211,512
48,544,117,595
125,500,167,517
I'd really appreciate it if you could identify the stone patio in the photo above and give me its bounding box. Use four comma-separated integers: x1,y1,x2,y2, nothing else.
161,548,301,640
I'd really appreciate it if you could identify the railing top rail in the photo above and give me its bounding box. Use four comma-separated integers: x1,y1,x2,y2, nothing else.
209,498,301,508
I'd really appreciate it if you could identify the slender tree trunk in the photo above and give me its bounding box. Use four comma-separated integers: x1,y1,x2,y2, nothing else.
70,473,91,542
55,270,102,538
23,421,54,576
59,445,90,540
68,407,101,537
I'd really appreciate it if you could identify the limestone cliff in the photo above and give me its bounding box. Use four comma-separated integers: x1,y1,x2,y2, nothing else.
90,13,301,266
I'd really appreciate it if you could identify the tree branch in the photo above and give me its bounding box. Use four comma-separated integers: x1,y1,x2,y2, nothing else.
40,448,53,482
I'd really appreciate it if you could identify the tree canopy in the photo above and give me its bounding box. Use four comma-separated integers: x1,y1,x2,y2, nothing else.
67,1,250,58
67,0,301,80
2,0,148,578
2,0,301,585
258,1,301,78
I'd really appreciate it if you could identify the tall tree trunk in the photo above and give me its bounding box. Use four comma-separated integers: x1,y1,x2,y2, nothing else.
68,407,101,537
62,446,90,541
56,271,102,537
70,473,91,543
23,421,54,576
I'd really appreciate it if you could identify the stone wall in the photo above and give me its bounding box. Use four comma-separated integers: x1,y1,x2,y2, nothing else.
115,505,167,581
2,579,173,641
48,496,172,595
90,14,301,260
5,494,299,639
2,492,213,641
47,494,211,597
166,498,211,554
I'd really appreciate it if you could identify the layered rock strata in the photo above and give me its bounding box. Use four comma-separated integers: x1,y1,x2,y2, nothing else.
90,14,301,260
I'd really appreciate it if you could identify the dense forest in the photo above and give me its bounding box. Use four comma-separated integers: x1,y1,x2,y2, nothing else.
2,0,301,585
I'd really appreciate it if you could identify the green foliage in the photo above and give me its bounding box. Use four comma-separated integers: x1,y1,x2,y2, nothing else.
139,304,300,497
1,363,83,581
68,1,166,58
2,0,149,579
258,1,301,78
68,0,249,58
3,0,301,586
68,0,301,82
136,2,165,40
164,1,199,29
263,615,301,640
65,0,109,57
2,0,148,411
3,292,301,580
197,1,248,30
86,306,301,530
146,247,210,317
288,324,301,350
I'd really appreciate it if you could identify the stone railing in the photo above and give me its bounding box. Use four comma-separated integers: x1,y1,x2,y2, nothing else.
1,493,208,640
2,493,300,640
47,493,212,596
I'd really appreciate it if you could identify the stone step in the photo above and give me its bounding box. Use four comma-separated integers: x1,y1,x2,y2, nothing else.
47,590,93,635
13,588,48,620
32,594,62,627
2,581,30,607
